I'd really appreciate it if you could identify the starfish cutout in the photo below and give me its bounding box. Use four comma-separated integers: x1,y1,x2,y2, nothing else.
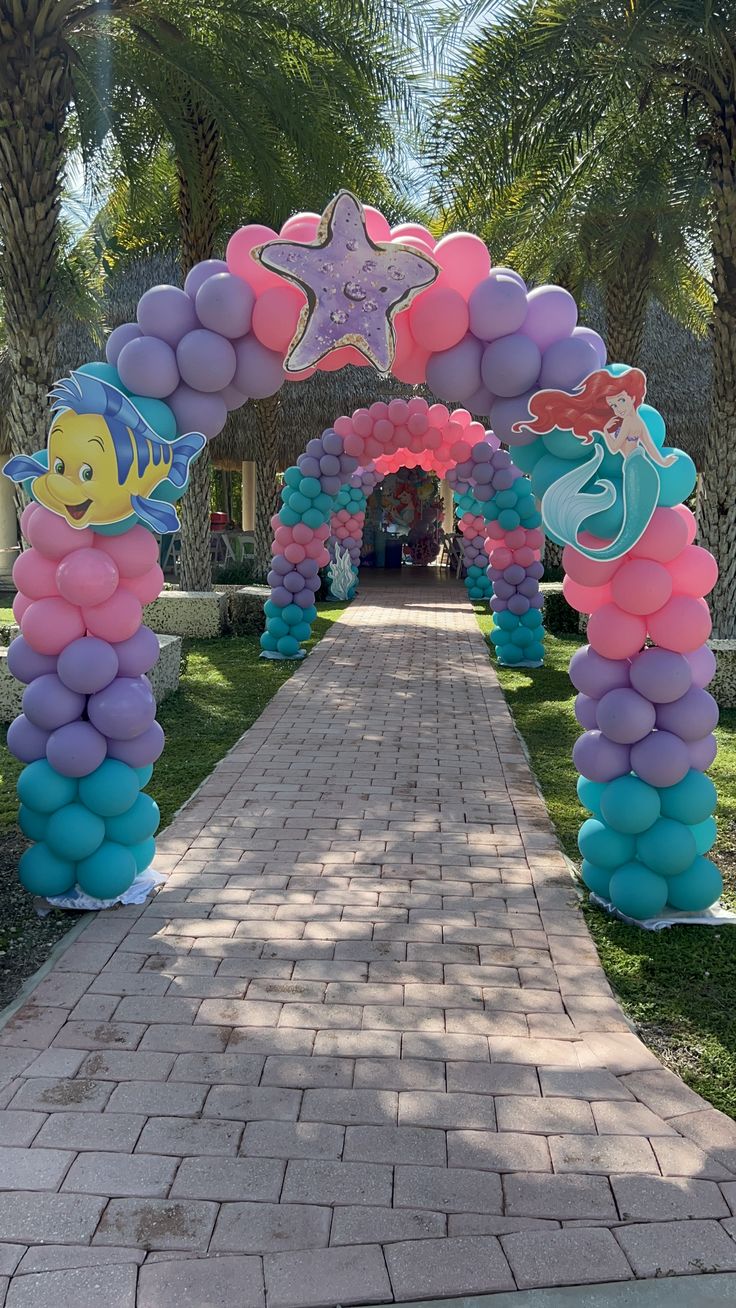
252,191,439,374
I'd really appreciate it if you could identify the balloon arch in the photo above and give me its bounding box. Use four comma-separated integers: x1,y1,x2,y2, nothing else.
2,191,721,925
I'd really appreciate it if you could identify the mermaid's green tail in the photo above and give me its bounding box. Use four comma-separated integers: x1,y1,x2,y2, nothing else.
541,444,660,562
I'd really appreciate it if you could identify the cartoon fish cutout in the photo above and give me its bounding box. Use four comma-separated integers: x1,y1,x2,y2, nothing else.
3,371,206,533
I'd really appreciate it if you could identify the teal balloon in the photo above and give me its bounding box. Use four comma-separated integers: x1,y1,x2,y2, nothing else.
495,611,517,631
498,509,520,530
17,761,77,814
79,760,140,818
666,856,722,912
609,862,668,919
77,841,137,899
577,776,606,817
277,635,300,657
600,775,660,834
78,361,127,389
19,843,76,897
581,859,611,899
691,816,717,855
299,477,321,499
637,817,696,876
135,765,154,788
521,610,543,629
130,396,177,440
283,466,301,487
282,604,303,626
499,645,522,664
127,836,156,873
527,641,545,662
46,803,106,861
542,429,586,461
640,404,666,448
303,508,326,529
269,617,289,639
578,817,636,869
291,622,312,642
289,492,310,515
659,770,716,824
18,804,48,842
531,452,579,499
494,490,518,510
260,631,278,651
264,600,280,619
508,441,544,473
106,793,160,844
279,507,299,527
658,449,696,506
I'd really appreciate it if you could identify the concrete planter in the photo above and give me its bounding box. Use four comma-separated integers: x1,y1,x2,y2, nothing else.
144,590,228,638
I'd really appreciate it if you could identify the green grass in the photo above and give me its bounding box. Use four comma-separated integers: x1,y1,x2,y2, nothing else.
0,607,13,624
476,606,736,1119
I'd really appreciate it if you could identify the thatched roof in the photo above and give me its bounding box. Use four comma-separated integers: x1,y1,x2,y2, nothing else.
0,253,710,467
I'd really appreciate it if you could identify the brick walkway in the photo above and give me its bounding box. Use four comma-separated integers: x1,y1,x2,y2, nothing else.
2,576,736,1307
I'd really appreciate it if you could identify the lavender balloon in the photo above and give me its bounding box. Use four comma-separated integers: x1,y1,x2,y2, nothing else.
7,637,57,684
137,284,198,347
426,334,483,403
106,322,142,367
629,647,692,704
481,334,541,398
176,329,237,392
117,336,179,399
573,731,631,783
22,675,86,731
57,637,119,694
538,336,599,391
88,677,156,741
7,715,50,763
113,626,161,677
522,285,578,350
184,258,229,298
569,646,630,698
195,272,254,338
169,385,227,440
46,720,108,778
468,274,528,341
234,336,285,399
107,720,165,767
630,730,691,787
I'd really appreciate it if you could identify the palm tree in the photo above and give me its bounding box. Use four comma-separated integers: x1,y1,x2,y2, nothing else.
0,0,426,589
434,0,736,636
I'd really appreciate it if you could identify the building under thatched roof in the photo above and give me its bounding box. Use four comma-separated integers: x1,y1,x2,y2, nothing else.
0,253,711,468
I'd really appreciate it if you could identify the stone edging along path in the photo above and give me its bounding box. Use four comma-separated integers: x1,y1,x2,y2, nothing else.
1,575,736,1307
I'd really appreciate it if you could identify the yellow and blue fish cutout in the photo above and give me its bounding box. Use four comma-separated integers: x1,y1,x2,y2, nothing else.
3,371,206,534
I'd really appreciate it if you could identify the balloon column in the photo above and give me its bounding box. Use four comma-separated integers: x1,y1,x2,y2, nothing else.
457,511,492,603
561,507,720,918
7,506,163,900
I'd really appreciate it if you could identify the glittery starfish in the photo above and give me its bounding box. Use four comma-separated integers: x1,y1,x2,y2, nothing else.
252,190,439,374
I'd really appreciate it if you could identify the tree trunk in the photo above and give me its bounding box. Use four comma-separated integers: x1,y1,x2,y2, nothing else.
697,111,736,638
0,29,69,527
253,395,283,583
543,538,564,579
602,238,655,364
175,99,221,592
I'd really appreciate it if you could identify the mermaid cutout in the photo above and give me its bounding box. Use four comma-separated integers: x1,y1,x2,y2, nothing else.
541,442,660,561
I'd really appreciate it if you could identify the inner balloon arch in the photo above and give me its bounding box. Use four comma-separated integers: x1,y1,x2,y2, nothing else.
264,397,546,668
4,191,722,925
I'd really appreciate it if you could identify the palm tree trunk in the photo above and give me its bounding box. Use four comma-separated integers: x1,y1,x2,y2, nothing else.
253,395,283,582
0,38,69,525
697,116,736,638
176,97,220,592
602,238,655,364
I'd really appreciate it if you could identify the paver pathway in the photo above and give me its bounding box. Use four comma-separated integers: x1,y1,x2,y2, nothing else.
2,576,736,1307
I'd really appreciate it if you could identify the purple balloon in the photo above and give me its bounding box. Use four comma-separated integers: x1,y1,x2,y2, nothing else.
572,325,607,367
6,637,56,684
220,382,248,412
573,730,631,783
22,674,85,731
169,384,227,440
685,644,717,689
283,572,305,594
7,715,50,763
195,272,255,338
575,694,599,729
322,431,343,456
176,329,237,392
656,687,719,742
538,337,600,391
522,285,578,351
321,476,342,496
481,334,541,398
106,322,142,367
294,589,314,609
465,384,495,418
107,720,165,767
630,730,690,787
184,258,229,299
629,647,692,704
426,334,484,403
88,676,156,741
271,586,293,607
113,626,160,677
690,734,718,771
234,336,285,399
490,392,538,447
137,284,198,347
117,336,179,399
319,455,341,476
46,720,108,778
57,637,119,694
508,593,530,615
596,687,656,744
569,645,630,698
469,274,528,342
298,456,322,478
491,266,526,290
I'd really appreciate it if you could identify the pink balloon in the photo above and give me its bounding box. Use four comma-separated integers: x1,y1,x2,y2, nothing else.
587,603,647,660
13,592,32,624
363,206,391,242
226,224,282,294
120,564,164,606
84,589,142,643
56,548,119,607
251,285,305,352
563,575,612,614
94,527,159,578
647,595,712,653
434,233,491,297
610,558,672,616
26,507,94,560
20,501,41,540
12,548,58,599
674,503,697,545
21,597,85,655
562,545,619,587
391,223,436,248
667,545,718,597
409,286,469,352
280,212,320,238
630,507,689,563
